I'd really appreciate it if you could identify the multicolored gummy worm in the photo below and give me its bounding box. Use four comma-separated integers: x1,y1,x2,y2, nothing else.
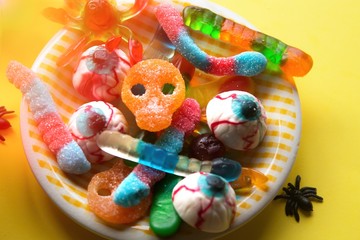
112,98,201,207
182,6,313,77
155,4,267,77
97,130,242,182
6,61,91,174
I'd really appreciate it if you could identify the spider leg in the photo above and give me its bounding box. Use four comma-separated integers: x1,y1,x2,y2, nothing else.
283,187,292,195
288,182,296,190
293,202,300,222
285,199,293,216
303,193,324,201
300,187,317,193
295,175,301,190
301,189,318,196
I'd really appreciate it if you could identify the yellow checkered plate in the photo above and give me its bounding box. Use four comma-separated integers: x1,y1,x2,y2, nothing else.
20,0,301,239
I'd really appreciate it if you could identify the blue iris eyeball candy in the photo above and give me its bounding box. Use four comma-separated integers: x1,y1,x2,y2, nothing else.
68,101,128,163
206,90,267,151
172,172,236,233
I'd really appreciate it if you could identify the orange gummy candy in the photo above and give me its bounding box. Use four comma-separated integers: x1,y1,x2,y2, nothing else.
87,161,152,224
230,167,269,194
121,59,185,132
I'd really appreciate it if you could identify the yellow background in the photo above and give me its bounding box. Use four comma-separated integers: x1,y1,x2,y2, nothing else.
1,0,359,239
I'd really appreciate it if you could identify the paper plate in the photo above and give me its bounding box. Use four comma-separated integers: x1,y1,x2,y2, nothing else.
20,0,301,239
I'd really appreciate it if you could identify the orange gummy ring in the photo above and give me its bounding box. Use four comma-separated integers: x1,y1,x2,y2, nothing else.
87,161,152,224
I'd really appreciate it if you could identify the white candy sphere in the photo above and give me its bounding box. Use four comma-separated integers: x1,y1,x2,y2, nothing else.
68,101,128,163
73,45,131,102
206,90,267,151
172,172,236,233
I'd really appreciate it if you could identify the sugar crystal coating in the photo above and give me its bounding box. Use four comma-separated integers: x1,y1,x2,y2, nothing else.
121,59,185,132
6,61,90,174
155,4,267,77
113,98,201,207
87,161,152,224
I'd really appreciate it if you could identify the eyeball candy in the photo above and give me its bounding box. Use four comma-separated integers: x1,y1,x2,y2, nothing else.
68,101,128,163
87,160,152,224
206,90,267,151
121,59,185,132
172,172,236,233
73,44,131,102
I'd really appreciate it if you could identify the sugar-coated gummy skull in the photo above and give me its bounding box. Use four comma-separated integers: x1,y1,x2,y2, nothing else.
72,44,131,102
68,101,128,163
172,172,236,233
121,59,185,132
206,90,267,151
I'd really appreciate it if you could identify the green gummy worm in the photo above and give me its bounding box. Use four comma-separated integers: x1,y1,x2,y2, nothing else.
149,174,183,237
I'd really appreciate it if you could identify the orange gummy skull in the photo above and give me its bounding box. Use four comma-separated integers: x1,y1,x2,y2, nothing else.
121,59,185,132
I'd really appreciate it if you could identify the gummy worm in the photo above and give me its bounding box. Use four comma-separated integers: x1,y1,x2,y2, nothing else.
183,6,313,77
155,4,267,77
112,98,200,207
6,61,91,174
97,130,241,182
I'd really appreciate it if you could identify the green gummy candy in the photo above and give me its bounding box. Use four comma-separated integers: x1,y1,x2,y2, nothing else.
150,175,183,237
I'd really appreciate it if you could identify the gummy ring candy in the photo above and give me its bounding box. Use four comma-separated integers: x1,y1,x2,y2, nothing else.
121,59,185,132
87,160,152,224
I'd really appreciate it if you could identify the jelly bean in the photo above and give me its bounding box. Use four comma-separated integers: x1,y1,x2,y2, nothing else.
87,160,152,224
121,59,185,132
189,133,226,161
183,6,313,77
155,4,267,77
7,61,90,174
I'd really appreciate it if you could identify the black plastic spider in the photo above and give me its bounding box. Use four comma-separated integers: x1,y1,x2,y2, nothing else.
274,175,323,222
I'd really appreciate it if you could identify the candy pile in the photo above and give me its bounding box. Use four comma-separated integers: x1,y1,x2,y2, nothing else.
7,0,312,237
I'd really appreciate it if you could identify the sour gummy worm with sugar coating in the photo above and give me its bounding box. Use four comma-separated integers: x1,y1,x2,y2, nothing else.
6,61,90,174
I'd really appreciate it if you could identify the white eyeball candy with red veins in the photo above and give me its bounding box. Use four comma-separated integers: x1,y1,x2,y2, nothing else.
68,101,128,163
172,172,236,233
206,90,267,151
72,44,131,102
